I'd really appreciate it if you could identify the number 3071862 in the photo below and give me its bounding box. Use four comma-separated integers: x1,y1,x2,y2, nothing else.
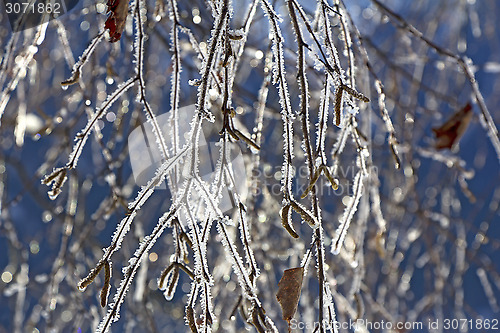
443,318,499,330
5,1,61,15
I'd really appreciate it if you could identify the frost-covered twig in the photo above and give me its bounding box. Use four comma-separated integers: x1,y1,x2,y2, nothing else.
371,0,500,164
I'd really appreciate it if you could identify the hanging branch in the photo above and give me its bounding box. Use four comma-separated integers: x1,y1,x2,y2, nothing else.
371,0,500,164
288,1,328,331
61,32,105,87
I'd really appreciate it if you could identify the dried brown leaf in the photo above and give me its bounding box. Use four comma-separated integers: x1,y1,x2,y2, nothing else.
276,267,304,323
432,102,473,150
104,0,130,43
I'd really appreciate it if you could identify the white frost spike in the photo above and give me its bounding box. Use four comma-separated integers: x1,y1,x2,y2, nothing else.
210,138,226,204
237,202,260,279
97,206,177,333
217,222,257,300
194,177,223,219
127,146,188,212
332,171,365,255
261,0,295,199
67,77,136,170
316,78,331,162
263,315,280,333
98,149,186,267
319,0,344,84
323,283,339,333
331,123,351,174
133,0,170,162
291,200,319,228
167,0,181,160
194,0,229,123
61,32,105,86
462,57,500,164
42,90,129,195
201,280,215,332
183,204,212,286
